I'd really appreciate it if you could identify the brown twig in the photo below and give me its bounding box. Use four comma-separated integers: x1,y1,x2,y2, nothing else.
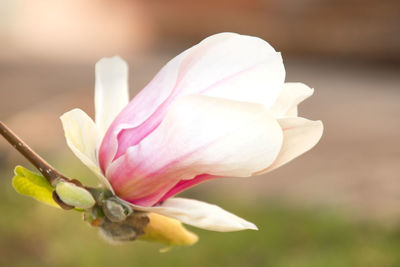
0,121,71,186
0,121,101,210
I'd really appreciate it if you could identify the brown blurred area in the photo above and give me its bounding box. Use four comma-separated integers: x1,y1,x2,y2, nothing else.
146,0,400,63
0,0,400,221
1,0,399,63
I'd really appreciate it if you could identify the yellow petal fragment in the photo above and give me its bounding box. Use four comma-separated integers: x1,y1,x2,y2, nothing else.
139,213,198,247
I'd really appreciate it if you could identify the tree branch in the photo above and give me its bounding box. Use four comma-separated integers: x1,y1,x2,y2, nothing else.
0,121,69,186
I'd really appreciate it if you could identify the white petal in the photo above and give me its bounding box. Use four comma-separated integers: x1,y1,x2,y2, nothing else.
60,109,113,191
178,33,285,107
95,56,129,137
270,82,314,117
106,95,283,205
255,117,323,175
124,198,257,232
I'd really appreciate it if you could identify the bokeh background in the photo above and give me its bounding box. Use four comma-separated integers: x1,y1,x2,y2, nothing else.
1,0,400,266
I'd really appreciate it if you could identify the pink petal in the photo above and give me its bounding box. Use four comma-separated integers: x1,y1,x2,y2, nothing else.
106,95,283,206
99,32,285,172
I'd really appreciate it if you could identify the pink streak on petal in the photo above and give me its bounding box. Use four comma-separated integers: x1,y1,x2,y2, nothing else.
97,55,186,172
114,105,165,159
157,174,216,203
123,188,174,207
109,139,205,189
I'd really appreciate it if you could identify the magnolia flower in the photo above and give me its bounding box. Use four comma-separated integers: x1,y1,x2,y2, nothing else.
61,32,323,232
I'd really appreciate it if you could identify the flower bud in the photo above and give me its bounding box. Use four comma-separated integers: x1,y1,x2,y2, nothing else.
55,181,96,209
102,198,132,222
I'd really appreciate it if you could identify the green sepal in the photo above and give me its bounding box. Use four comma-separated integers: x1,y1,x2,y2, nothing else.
12,165,60,208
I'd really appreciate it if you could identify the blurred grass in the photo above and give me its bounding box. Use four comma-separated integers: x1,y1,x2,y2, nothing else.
1,161,400,267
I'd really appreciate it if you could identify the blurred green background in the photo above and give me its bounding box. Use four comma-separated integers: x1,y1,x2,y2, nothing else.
1,0,400,266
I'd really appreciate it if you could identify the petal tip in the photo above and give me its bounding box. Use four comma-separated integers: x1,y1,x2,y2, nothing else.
95,56,128,76
316,120,324,138
96,55,127,66
245,222,259,231
313,120,324,135
60,108,82,121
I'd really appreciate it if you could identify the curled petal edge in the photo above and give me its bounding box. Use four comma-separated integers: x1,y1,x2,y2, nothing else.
270,82,314,118
60,109,114,192
255,117,323,175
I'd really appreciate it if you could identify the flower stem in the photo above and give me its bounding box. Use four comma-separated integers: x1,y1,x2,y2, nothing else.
0,121,91,209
